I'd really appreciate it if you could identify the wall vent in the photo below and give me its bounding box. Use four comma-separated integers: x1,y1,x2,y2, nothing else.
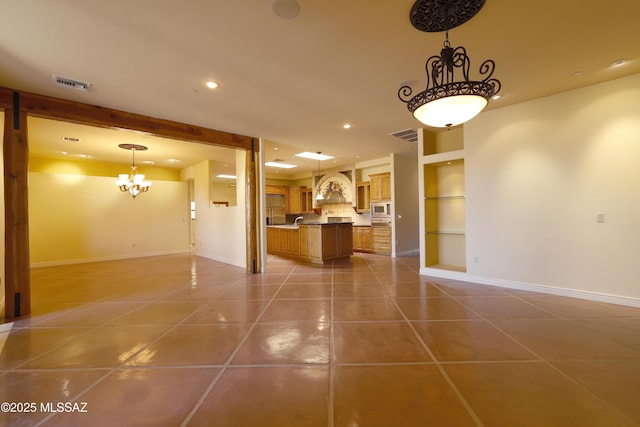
389,128,418,143
52,75,90,91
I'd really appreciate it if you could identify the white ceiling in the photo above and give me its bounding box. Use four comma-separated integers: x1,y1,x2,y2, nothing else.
2,1,639,178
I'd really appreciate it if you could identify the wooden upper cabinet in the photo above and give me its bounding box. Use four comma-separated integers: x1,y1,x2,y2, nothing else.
370,172,391,201
300,187,313,213
356,181,370,212
289,186,302,214
266,185,290,212
285,186,313,214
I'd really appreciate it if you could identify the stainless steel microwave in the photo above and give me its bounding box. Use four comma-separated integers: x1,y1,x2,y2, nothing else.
371,201,391,218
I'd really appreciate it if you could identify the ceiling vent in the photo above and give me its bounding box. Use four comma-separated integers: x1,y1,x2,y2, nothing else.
52,75,90,91
390,128,418,143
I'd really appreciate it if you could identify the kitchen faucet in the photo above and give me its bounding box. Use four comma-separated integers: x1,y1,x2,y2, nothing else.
294,216,304,225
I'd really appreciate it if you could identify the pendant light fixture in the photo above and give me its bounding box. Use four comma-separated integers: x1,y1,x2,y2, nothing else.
398,0,501,129
315,152,324,201
116,143,152,199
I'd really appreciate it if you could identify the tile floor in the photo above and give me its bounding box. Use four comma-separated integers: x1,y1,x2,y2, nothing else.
2,253,640,426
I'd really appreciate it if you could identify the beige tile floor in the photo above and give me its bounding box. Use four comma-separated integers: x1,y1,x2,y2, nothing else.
2,253,640,426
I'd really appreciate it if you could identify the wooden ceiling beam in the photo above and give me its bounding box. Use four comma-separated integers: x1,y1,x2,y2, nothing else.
0,86,256,151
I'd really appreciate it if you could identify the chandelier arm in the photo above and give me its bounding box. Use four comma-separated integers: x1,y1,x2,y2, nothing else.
427,54,442,87
479,59,496,81
398,85,414,103
450,46,469,81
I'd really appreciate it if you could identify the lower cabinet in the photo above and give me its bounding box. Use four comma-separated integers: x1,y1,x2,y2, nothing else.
354,226,390,255
267,224,353,263
372,226,391,255
353,226,373,252
266,227,300,257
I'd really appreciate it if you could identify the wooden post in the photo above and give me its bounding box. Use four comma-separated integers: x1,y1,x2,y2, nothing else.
245,139,258,273
3,92,31,318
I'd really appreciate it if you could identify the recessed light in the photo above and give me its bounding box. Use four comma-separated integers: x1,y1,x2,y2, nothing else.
61,151,68,155
265,161,297,169
294,152,334,161
206,81,220,89
343,123,352,129
610,59,627,67
167,158,180,163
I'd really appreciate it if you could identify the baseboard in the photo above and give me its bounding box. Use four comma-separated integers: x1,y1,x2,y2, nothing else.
396,248,420,257
30,249,190,268
194,251,245,269
420,267,640,308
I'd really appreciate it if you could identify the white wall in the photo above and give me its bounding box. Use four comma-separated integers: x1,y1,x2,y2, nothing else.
186,154,247,268
29,172,190,266
465,73,640,300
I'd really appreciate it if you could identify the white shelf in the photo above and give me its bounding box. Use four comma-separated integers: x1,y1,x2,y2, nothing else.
422,149,465,166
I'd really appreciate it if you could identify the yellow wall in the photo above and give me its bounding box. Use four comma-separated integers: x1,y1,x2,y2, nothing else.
30,156,181,180
29,171,190,265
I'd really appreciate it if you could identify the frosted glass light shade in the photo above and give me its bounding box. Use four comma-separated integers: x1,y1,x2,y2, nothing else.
413,94,487,128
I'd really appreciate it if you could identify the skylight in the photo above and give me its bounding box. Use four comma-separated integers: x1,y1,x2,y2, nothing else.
294,152,334,161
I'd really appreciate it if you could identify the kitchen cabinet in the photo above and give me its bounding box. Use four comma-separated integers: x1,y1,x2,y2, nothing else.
372,226,391,255
267,223,352,263
353,226,373,252
289,186,302,213
355,181,370,212
266,226,300,257
370,172,391,201
301,187,313,213
288,186,313,214
266,185,290,212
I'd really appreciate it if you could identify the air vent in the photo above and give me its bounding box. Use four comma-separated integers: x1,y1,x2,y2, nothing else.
52,75,90,91
62,136,81,143
390,128,418,143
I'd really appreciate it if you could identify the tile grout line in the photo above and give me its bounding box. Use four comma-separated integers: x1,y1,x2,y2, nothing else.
327,261,336,427
449,288,640,426
34,369,115,427
179,265,296,426
384,280,486,427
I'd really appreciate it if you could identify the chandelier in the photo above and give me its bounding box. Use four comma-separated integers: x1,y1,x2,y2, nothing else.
398,0,501,129
116,143,152,199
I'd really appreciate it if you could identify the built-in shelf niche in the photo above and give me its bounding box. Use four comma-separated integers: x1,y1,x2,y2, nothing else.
422,126,466,272
423,126,464,155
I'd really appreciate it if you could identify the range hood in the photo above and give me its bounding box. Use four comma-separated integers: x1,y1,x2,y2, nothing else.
316,172,352,204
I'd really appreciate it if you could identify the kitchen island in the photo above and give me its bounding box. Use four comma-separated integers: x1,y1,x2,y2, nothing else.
266,222,353,264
